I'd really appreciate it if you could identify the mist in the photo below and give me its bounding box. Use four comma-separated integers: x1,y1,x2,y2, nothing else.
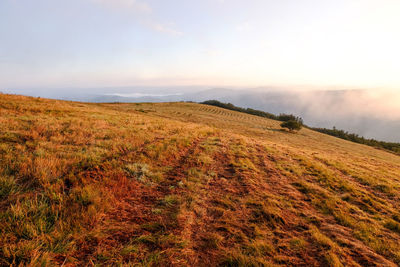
2,86,399,142
288,89,400,142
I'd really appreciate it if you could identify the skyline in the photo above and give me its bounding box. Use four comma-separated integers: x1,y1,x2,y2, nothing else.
1,0,400,91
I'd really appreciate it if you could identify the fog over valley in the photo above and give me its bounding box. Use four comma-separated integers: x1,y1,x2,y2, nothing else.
3,87,400,142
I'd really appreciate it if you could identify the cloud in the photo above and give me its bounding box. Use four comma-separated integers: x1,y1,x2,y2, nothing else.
90,0,182,36
236,21,253,32
91,0,151,13
145,21,183,36
201,49,221,57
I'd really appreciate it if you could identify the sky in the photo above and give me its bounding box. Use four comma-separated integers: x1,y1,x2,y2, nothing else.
1,0,400,91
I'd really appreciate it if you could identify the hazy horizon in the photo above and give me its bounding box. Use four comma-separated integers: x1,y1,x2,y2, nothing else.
3,86,399,143
2,0,400,142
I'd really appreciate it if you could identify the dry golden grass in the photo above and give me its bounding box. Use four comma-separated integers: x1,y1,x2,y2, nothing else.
1,93,400,266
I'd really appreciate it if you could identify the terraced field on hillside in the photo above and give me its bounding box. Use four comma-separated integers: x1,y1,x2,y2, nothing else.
1,94,400,266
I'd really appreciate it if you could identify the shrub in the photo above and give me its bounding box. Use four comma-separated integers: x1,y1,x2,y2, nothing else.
280,120,302,132
311,126,400,154
201,101,305,132
278,113,303,125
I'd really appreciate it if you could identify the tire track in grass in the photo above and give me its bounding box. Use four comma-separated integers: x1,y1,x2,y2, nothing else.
156,134,216,265
70,133,211,265
254,145,396,266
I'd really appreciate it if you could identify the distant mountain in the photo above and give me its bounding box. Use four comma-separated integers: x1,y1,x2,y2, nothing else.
3,87,399,142
89,88,400,142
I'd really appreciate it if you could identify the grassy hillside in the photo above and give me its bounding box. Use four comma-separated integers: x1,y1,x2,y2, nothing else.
1,93,400,266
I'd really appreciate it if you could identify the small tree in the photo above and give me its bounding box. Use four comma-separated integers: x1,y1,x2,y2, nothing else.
278,113,304,125
280,120,302,132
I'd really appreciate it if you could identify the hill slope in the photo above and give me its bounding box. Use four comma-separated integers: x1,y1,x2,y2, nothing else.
1,94,400,266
